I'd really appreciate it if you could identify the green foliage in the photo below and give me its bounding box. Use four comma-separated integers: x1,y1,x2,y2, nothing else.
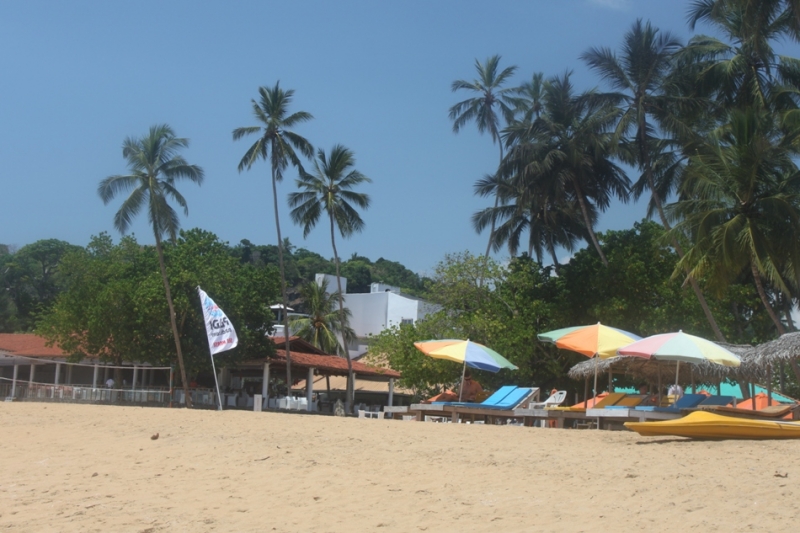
366,319,464,398
37,230,279,376
0,239,81,332
371,258,428,296
290,278,354,354
340,260,372,293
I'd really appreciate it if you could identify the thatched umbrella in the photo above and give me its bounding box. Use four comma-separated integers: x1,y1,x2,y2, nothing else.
747,332,800,403
568,355,737,394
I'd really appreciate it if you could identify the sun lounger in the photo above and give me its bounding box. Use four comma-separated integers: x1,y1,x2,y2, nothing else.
431,385,517,408
634,394,707,413
603,394,648,409
408,385,524,422
444,387,540,424
549,392,627,412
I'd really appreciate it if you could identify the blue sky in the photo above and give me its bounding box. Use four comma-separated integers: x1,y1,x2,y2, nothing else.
3,1,797,275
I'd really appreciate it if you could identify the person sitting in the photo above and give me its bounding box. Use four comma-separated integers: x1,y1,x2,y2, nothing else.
668,383,684,399
457,370,483,402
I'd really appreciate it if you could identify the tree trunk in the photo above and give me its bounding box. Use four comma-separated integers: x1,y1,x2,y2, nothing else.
572,181,609,267
271,165,292,399
331,211,354,414
154,232,192,408
547,235,561,276
751,260,800,382
484,143,505,258
639,118,726,343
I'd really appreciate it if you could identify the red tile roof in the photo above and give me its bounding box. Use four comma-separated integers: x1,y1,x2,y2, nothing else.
0,333,69,357
269,349,400,379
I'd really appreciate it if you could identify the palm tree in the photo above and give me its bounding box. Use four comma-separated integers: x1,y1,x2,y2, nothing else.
472,170,587,272
501,72,630,266
290,278,355,355
582,19,727,342
668,108,800,376
449,55,519,256
683,0,800,112
288,144,371,413
233,82,313,397
98,124,203,407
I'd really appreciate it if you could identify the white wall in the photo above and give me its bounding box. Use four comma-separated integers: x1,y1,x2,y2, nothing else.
344,292,389,337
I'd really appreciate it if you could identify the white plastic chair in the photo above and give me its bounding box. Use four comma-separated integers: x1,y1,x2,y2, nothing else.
529,390,567,409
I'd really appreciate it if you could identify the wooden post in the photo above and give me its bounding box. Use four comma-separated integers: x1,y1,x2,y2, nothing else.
262,362,270,400
767,364,773,406
92,364,99,389
657,368,662,407
169,366,174,408
11,364,18,397
780,361,786,394
66,365,73,385
132,366,138,390
351,372,357,409
29,364,36,386
54,363,61,385
583,377,589,408
326,375,331,394
306,367,314,411
388,378,395,407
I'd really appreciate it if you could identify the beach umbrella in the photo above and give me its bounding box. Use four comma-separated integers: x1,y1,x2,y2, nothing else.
539,323,641,400
618,331,741,398
413,339,518,401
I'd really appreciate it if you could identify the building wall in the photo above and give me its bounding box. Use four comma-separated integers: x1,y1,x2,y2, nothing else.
344,292,389,337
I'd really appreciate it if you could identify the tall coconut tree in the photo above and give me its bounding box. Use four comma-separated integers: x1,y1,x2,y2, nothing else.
98,124,203,407
449,55,519,256
683,0,800,112
233,82,313,397
288,144,371,413
501,72,630,266
582,19,727,342
668,108,800,377
290,278,355,355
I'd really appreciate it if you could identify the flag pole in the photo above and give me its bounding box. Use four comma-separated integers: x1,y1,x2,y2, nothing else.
209,348,223,411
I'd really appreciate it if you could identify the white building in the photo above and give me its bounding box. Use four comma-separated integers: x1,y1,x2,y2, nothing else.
315,273,439,359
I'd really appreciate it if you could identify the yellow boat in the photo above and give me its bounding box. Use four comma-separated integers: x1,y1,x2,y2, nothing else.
625,411,800,439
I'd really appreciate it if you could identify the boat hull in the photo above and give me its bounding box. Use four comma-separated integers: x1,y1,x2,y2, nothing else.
625,411,800,439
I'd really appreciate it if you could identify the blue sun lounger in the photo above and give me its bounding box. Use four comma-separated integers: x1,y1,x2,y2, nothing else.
431,385,518,408
696,395,735,407
634,393,707,413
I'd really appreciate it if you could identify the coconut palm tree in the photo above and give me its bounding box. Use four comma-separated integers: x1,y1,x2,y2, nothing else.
669,108,800,352
683,0,800,112
288,144,371,413
500,72,630,267
98,124,203,407
290,278,355,355
449,55,519,256
582,19,728,342
233,82,313,396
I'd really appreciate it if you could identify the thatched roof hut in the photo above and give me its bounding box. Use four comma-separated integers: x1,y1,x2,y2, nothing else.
749,332,800,366
567,353,742,386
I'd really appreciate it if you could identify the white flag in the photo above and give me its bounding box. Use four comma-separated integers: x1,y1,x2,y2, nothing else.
198,287,238,355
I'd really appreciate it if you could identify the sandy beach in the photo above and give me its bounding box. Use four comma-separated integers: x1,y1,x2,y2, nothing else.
1,402,797,532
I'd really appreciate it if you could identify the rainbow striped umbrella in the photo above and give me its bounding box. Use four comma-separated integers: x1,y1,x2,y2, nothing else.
618,331,740,394
414,339,517,402
539,323,641,398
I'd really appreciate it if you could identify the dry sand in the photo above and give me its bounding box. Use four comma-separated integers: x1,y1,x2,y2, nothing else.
1,402,798,532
